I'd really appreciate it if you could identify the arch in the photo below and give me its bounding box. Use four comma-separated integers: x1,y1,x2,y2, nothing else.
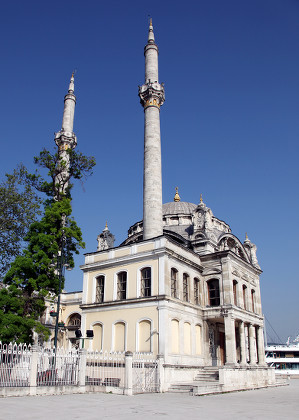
183,273,189,302
218,233,250,263
195,324,202,355
141,267,151,297
207,279,220,306
194,277,200,305
251,289,255,313
92,322,103,351
66,313,81,328
183,322,191,354
138,319,151,352
92,273,106,303
95,275,105,303
243,284,247,310
116,271,127,300
171,268,178,298
171,319,180,353
233,280,238,306
113,321,126,352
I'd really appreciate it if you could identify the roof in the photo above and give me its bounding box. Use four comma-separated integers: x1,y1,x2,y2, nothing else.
162,201,197,216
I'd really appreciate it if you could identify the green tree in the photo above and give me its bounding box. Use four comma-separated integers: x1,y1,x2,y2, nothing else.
0,166,42,277
0,148,95,344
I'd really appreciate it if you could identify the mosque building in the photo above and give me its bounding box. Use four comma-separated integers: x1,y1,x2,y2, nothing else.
45,20,274,390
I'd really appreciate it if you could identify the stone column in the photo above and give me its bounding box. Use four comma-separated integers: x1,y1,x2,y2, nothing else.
29,345,38,396
139,20,165,240
157,354,165,393
224,314,237,365
256,326,266,365
78,348,87,390
124,351,133,396
239,321,247,365
249,324,257,365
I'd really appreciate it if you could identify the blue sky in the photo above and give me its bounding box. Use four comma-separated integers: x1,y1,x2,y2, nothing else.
1,0,298,342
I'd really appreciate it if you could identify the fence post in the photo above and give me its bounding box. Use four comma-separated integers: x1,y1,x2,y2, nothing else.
157,354,165,393
124,351,133,396
78,349,87,392
29,345,38,396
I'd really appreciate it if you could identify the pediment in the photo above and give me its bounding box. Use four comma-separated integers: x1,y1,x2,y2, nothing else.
202,267,222,276
232,269,240,278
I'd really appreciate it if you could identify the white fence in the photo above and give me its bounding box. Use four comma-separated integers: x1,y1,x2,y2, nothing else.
85,350,125,387
0,343,161,396
132,352,158,394
0,343,31,387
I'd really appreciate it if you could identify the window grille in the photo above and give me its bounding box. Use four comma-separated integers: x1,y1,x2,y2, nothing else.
96,276,105,303
183,273,189,302
117,272,127,300
208,279,220,306
171,268,177,298
141,268,151,297
194,278,200,305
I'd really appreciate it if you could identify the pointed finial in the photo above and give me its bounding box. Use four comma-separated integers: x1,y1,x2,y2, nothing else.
68,71,75,93
174,187,181,202
104,221,109,231
148,17,155,43
245,232,248,240
200,193,203,204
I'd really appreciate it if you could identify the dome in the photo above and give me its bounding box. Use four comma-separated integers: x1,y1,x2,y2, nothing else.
163,201,197,216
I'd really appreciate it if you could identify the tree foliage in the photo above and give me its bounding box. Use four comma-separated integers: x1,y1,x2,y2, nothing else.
0,148,95,344
0,166,42,277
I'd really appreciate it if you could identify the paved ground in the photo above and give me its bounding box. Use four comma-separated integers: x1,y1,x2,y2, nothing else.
1,380,298,420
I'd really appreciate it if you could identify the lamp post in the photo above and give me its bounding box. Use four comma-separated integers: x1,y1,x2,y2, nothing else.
53,248,64,350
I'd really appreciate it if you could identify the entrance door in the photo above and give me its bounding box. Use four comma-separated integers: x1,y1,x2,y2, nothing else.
219,332,226,365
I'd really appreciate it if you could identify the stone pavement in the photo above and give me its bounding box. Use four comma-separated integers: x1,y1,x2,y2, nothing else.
1,380,298,420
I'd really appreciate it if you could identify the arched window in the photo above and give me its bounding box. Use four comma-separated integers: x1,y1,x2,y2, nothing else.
207,279,220,306
114,322,125,352
194,278,200,305
92,323,103,351
96,275,105,303
67,313,81,327
243,285,247,310
183,273,189,302
141,267,151,297
251,289,255,313
195,325,202,355
117,272,127,300
184,322,191,354
233,280,238,306
171,268,178,298
138,320,151,352
171,319,179,353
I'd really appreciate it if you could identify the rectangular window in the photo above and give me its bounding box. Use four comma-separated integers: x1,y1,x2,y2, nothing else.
243,285,247,310
251,289,255,312
183,273,189,302
233,280,237,306
141,267,151,297
194,278,200,305
117,272,127,300
171,269,177,298
96,276,105,303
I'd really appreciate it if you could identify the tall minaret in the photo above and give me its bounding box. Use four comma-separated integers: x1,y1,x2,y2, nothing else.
54,73,77,194
139,19,165,240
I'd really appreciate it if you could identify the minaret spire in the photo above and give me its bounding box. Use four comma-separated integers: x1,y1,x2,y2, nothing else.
139,20,165,240
54,73,77,195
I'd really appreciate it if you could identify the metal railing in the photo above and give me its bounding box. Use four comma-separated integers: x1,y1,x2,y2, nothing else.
85,350,125,388
0,342,32,387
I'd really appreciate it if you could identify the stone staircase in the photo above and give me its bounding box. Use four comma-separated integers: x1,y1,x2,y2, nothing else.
168,367,223,395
